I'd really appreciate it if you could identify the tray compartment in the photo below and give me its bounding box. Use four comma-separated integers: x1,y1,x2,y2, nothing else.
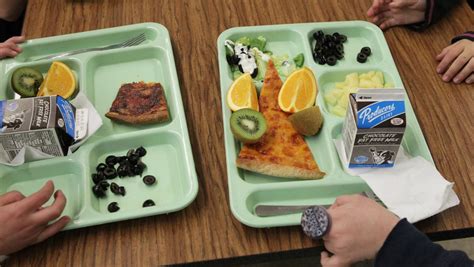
14,27,159,62
0,160,86,220
86,130,194,214
316,67,397,116
307,22,386,67
84,46,174,136
235,123,338,184
221,28,307,81
234,180,369,227
1,58,82,100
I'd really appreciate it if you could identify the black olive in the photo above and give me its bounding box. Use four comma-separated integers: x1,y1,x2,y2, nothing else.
357,52,368,63
119,186,126,196
105,155,118,166
339,34,347,43
226,55,234,66
92,184,106,198
103,167,118,179
231,55,239,65
318,56,326,65
143,175,156,186
135,146,147,157
117,165,128,177
110,182,121,195
128,154,140,165
143,199,155,207
108,202,120,213
99,180,110,191
126,149,135,158
327,56,337,66
238,64,244,74
96,163,107,172
250,68,258,78
117,156,128,164
92,173,104,184
361,47,372,56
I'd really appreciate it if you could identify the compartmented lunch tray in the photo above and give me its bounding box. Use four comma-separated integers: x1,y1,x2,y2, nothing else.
218,21,433,228
0,23,198,230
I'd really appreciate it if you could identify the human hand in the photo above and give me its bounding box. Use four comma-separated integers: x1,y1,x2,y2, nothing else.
436,39,474,84
0,181,70,255
320,195,399,267
367,0,426,30
0,36,25,59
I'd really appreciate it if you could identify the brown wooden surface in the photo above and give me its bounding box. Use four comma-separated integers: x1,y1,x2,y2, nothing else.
6,0,473,266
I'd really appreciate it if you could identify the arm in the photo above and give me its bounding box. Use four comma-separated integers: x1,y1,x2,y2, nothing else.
0,0,27,22
409,0,462,31
375,219,473,267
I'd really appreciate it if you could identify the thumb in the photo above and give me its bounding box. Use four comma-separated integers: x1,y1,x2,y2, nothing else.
321,251,351,267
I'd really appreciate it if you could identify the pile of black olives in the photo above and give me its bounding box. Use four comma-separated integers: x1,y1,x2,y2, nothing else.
312,30,347,66
92,146,148,198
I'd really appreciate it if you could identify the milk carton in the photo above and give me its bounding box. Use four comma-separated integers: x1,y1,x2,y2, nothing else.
0,96,78,161
342,89,406,168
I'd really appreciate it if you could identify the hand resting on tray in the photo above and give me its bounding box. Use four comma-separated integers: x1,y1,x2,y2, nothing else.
0,181,69,256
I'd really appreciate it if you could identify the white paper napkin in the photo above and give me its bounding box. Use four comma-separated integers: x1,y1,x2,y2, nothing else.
0,92,102,166
333,138,460,223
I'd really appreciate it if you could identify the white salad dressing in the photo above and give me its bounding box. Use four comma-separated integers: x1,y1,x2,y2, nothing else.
234,43,258,75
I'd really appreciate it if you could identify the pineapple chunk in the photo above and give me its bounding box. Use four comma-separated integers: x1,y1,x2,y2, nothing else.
384,82,394,88
360,79,375,88
324,91,339,105
335,82,346,89
345,72,359,88
375,71,385,84
331,105,347,117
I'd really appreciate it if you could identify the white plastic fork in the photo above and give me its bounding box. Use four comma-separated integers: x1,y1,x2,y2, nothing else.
34,33,146,61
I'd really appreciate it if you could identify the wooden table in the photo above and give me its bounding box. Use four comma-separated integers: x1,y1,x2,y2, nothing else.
6,0,473,266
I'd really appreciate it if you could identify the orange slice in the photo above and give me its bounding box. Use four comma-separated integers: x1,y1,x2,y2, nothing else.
226,73,259,111
37,61,76,99
278,67,317,113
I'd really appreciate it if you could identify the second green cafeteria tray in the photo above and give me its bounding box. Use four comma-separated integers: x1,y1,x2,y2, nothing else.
0,23,198,230
218,21,433,228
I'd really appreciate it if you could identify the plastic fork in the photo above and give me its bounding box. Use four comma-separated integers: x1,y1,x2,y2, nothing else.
34,33,146,61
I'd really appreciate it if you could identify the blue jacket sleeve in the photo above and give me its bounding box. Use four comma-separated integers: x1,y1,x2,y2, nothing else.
375,219,473,267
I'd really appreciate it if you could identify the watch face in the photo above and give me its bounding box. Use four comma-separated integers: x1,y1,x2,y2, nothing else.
301,206,331,239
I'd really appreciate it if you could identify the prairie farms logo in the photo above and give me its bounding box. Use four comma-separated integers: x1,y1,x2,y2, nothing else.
358,103,396,125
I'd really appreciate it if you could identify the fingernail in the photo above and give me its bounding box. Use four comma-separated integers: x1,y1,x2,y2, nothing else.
454,78,460,83
442,75,449,81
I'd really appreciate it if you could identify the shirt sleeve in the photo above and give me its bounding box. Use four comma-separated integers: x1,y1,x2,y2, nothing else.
451,31,474,43
374,219,473,267
408,0,462,31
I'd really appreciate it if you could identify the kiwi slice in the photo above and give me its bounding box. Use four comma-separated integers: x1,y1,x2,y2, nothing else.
11,67,43,97
289,106,323,136
230,108,267,144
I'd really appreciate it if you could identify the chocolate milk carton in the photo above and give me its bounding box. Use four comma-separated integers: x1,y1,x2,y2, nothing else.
0,96,78,161
342,89,406,168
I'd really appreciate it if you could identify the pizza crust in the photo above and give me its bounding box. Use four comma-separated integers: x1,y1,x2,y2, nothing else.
105,110,169,124
236,158,325,179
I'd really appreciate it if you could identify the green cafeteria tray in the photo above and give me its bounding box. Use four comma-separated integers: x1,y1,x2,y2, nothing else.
217,21,433,228
0,23,198,230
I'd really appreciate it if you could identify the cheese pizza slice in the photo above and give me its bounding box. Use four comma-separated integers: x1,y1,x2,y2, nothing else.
236,61,325,179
